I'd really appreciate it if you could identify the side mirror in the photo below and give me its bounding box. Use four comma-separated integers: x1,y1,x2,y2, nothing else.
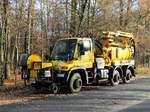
78,42,85,55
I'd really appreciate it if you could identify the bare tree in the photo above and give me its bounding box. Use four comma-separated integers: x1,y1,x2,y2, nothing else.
3,0,11,79
24,0,34,54
77,0,88,34
65,0,69,33
70,0,77,35
0,0,4,85
119,0,124,30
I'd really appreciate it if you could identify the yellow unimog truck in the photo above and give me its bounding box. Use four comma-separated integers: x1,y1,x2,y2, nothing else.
20,31,136,93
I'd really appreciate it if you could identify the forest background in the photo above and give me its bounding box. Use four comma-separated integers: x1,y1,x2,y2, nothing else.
0,0,150,86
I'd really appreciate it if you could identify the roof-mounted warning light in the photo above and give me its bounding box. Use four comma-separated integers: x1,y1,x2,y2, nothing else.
68,34,72,38
88,30,93,34
88,30,93,38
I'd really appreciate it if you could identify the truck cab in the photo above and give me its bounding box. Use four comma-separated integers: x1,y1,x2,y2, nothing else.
51,37,96,92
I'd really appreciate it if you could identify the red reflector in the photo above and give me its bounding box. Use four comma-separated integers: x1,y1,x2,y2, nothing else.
61,66,68,70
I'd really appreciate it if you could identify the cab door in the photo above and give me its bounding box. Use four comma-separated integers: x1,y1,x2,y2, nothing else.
77,39,94,68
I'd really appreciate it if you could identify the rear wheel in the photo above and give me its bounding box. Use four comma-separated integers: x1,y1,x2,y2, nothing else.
69,73,82,93
122,69,132,83
110,70,120,86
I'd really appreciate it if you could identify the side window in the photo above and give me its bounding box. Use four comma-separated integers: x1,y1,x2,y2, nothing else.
78,40,84,51
83,40,91,51
78,40,91,58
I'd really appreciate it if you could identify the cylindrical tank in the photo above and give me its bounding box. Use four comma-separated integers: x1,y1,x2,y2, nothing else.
116,47,132,60
95,34,135,66
27,54,42,69
20,54,42,69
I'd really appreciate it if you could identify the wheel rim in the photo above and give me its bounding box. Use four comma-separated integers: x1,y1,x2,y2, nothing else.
50,84,58,93
113,74,120,83
127,72,132,80
52,86,57,91
73,79,82,89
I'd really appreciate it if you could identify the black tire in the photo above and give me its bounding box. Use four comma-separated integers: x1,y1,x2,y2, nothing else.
131,40,136,58
50,83,59,94
110,70,120,86
33,81,42,91
122,69,132,83
69,73,82,93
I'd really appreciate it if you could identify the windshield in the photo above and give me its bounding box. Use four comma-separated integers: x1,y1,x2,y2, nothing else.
51,39,77,60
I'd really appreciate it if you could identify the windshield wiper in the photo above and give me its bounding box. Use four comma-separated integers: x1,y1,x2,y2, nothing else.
51,56,61,60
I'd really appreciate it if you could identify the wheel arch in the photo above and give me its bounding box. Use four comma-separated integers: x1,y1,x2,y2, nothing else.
114,66,123,78
66,67,88,84
122,65,135,77
127,65,135,76
108,66,123,79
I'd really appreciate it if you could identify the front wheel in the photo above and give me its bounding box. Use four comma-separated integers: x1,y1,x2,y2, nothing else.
69,73,82,93
49,83,59,94
109,70,120,86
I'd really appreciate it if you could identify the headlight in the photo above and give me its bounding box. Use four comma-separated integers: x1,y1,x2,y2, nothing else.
45,71,51,77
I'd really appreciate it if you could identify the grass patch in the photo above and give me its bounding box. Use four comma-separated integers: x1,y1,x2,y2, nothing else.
136,70,149,75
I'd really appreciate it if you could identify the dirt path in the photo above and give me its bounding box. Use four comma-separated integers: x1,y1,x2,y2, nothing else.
0,74,150,105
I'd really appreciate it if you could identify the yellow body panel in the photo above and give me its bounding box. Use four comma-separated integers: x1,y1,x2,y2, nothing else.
27,54,52,70
33,62,41,69
27,54,52,79
42,63,52,69
27,54,42,69
30,70,38,78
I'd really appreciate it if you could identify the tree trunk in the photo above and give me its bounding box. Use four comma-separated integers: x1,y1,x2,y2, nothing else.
0,17,4,85
46,0,50,49
24,0,34,54
31,0,34,53
13,0,20,85
119,0,124,30
78,0,88,34
124,0,132,28
87,0,91,30
3,0,11,79
91,0,96,31
65,0,69,33
70,0,77,35
40,0,44,59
